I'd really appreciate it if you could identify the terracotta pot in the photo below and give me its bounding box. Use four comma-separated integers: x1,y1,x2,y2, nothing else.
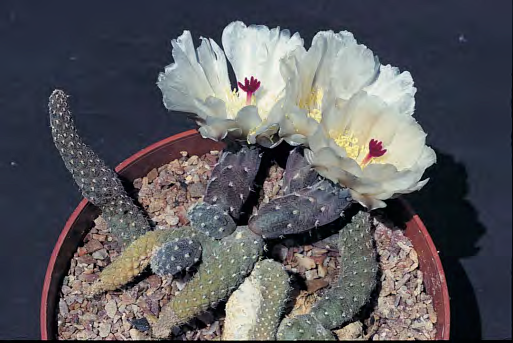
41,129,450,340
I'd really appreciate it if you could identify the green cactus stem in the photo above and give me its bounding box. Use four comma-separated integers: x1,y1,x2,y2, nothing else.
277,314,336,341
248,179,353,239
152,226,264,338
48,89,150,246
310,211,378,329
277,211,378,340
222,259,291,340
188,202,237,239
88,226,211,296
150,238,202,276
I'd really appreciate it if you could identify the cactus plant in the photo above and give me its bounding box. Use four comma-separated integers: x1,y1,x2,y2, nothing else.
276,211,378,340
277,314,336,341
310,211,378,329
203,145,262,220
152,226,264,338
51,19,436,341
248,179,353,238
49,89,151,246
150,237,203,276
88,226,212,296
222,259,291,340
281,147,320,195
187,202,237,239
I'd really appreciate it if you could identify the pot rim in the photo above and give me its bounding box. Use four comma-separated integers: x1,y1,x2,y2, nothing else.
41,129,450,340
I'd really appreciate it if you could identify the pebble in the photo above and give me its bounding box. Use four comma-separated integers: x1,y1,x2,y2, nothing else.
146,275,162,290
84,240,103,254
92,233,107,242
306,279,329,293
294,253,316,270
188,182,205,198
105,299,117,318
311,247,328,256
78,273,98,282
305,269,319,280
334,321,363,340
318,264,328,278
59,299,69,317
147,168,159,183
98,323,111,338
164,215,179,226
92,249,108,260
76,255,95,265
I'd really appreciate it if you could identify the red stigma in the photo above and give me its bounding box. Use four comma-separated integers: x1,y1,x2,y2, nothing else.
362,139,387,165
238,76,261,105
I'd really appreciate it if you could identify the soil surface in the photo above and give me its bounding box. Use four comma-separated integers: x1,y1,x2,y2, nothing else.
56,151,437,340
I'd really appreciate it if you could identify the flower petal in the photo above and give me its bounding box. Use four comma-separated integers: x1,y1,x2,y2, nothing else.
350,190,387,210
309,31,380,101
158,31,215,114
222,21,304,106
364,64,416,116
197,37,231,99
158,30,233,122
306,125,330,153
279,107,320,145
235,105,262,135
198,117,241,141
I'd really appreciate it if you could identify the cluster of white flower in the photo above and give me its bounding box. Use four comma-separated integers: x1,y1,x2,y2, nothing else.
157,21,435,210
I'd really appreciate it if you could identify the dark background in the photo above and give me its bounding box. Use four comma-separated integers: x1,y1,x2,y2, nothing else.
0,0,511,339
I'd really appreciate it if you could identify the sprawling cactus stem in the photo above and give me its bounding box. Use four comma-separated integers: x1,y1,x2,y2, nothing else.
222,259,291,340
203,145,261,220
152,226,264,338
277,314,335,341
282,147,320,194
248,179,353,238
48,89,150,246
88,226,211,296
188,202,236,239
150,238,202,276
310,211,378,329
277,211,378,340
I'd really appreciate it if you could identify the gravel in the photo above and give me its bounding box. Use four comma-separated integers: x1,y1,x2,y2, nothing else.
56,151,438,340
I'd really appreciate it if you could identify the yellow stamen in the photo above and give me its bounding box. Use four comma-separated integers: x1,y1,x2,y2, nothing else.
330,130,361,161
329,130,387,168
225,89,248,118
308,109,322,123
299,87,323,123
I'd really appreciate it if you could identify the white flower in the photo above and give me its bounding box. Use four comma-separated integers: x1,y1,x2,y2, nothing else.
304,91,436,210
278,30,416,146
157,21,304,146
